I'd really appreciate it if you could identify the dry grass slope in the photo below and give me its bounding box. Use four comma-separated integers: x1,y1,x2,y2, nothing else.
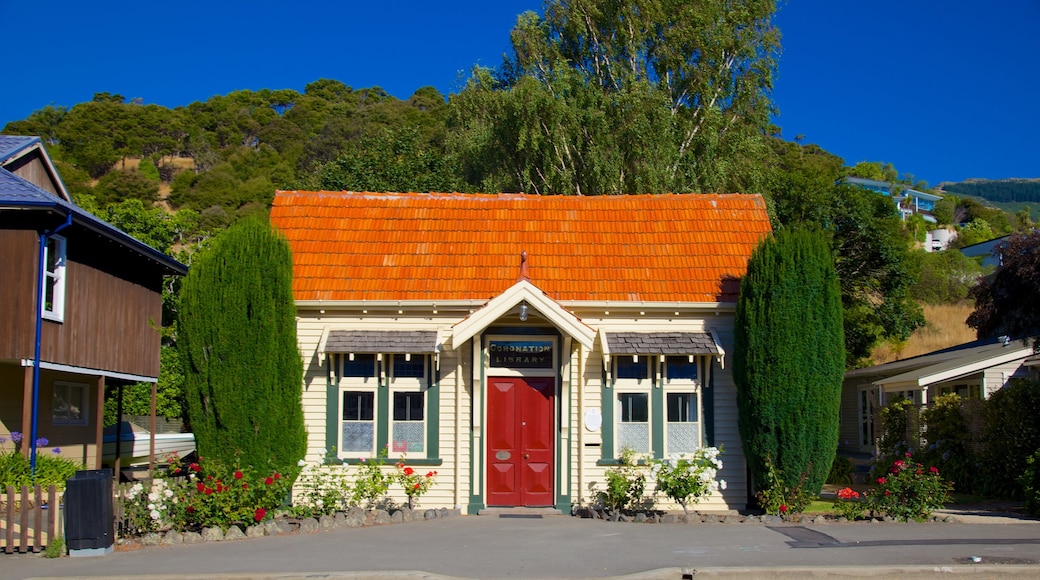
870,302,977,364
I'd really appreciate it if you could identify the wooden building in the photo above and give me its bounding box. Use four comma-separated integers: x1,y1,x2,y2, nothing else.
0,136,187,469
271,191,771,513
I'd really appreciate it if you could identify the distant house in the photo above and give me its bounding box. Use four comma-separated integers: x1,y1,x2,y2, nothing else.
842,176,943,224
270,191,772,513
960,235,1010,269
838,336,1036,456
0,136,187,469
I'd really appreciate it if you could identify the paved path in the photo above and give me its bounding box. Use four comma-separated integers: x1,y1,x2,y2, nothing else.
5,513,1040,580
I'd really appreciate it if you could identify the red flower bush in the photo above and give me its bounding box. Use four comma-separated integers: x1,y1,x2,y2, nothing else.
254,507,267,522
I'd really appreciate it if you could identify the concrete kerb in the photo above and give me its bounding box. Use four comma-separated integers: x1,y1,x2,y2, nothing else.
20,566,1040,580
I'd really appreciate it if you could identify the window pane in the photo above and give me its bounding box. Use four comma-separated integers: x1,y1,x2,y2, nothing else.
393,355,424,378
53,386,69,420
342,354,376,378
616,358,648,380
618,393,648,422
44,277,56,312
667,393,697,422
342,422,373,453
667,422,699,454
342,391,374,421
392,423,424,454
46,238,60,271
393,392,424,421
617,424,649,453
666,356,698,380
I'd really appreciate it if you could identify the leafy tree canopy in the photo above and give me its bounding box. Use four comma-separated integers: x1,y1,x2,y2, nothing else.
448,0,780,195
967,232,1040,343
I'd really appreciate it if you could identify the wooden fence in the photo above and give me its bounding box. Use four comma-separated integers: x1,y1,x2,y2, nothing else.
0,485,61,554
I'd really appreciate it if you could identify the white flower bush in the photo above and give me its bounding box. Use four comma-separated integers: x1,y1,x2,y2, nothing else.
649,446,726,517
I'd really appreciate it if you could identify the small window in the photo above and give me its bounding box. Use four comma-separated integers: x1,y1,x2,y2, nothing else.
342,354,376,378
665,356,698,381
666,392,700,455
616,357,649,380
53,381,87,425
341,391,375,453
42,235,67,322
391,391,425,453
616,392,649,453
392,355,425,378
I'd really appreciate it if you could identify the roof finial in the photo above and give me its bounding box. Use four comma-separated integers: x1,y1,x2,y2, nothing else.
518,251,529,282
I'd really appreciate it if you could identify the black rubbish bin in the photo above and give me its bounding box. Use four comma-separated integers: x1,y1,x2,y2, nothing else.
64,468,114,556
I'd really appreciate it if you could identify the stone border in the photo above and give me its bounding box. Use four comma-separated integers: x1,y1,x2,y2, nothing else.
572,507,955,524
124,506,463,548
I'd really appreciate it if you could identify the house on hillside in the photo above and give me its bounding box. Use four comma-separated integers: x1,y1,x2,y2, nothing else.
843,176,943,225
270,191,772,513
0,135,187,470
838,336,1037,456
960,235,1010,269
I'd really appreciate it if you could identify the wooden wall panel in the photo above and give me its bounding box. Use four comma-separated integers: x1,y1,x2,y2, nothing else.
40,259,162,378
0,229,41,359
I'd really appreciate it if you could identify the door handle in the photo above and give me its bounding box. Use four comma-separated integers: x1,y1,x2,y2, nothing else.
524,454,529,459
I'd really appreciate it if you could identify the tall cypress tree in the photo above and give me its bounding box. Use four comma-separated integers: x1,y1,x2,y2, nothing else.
734,226,845,495
178,216,306,474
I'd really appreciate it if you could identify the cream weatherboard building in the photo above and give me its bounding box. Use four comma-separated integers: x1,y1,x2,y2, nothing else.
271,191,772,514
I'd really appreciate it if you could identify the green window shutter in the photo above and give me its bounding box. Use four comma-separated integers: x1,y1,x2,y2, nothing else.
601,365,614,460
426,356,440,459
376,357,389,452
704,359,715,447
325,354,339,456
651,373,664,459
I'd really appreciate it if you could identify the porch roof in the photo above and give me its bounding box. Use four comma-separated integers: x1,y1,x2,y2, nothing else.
604,332,720,355
869,338,1034,390
324,330,439,354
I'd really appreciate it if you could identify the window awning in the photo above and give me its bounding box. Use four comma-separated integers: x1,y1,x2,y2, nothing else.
324,330,440,354
600,331,725,370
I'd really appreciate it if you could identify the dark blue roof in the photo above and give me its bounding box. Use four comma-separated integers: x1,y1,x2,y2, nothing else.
0,137,187,275
0,135,41,160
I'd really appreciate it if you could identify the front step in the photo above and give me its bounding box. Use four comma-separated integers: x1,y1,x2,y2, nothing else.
478,507,564,517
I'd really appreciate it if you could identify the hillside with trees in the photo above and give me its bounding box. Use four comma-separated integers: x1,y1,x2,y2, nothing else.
938,178,1040,220
3,0,1031,424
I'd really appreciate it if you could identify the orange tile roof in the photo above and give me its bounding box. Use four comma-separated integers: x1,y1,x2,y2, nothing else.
270,192,772,303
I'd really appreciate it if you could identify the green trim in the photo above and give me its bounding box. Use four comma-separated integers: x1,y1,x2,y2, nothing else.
328,457,443,466
555,352,567,510
596,458,651,467
325,354,338,456
601,365,614,460
651,379,664,459
426,357,440,459
376,359,389,452
704,359,715,447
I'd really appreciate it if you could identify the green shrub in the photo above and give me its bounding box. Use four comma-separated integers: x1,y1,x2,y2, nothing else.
831,486,865,520
755,459,813,516
649,447,726,518
826,455,854,485
867,454,952,521
982,379,1040,498
599,448,648,514
350,451,392,509
1021,449,1040,517
0,434,82,490
42,535,64,558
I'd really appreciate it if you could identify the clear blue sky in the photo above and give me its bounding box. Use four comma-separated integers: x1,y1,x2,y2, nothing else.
2,1,1036,186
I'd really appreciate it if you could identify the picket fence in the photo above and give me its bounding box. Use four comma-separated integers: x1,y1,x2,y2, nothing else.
0,485,61,554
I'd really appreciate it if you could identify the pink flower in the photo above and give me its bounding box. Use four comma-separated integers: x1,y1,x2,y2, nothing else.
929,466,939,474
876,477,887,485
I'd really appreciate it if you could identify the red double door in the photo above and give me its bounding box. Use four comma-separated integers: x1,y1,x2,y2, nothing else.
486,377,555,507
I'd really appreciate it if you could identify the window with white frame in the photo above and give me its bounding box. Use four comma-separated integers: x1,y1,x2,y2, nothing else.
664,356,701,455
42,235,67,322
53,381,87,425
389,354,425,455
614,356,651,453
939,383,982,400
617,392,649,453
341,390,375,453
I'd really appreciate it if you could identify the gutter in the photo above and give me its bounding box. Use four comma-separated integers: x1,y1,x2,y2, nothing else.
30,211,72,476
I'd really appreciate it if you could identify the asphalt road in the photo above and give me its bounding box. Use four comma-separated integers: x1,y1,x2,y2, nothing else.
6,515,1040,580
